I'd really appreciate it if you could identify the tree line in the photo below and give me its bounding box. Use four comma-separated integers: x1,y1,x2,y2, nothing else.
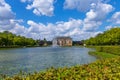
0,31,36,47
85,27,120,45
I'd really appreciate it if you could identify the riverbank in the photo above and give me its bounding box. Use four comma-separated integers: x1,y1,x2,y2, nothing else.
0,45,42,50
1,46,120,80
89,51,118,59
90,46,120,55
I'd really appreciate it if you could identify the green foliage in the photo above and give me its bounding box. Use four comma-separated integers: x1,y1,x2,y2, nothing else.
85,27,120,45
73,41,83,46
0,31,36,47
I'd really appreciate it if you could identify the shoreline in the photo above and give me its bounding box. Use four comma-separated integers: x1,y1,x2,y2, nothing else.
1,46,120,79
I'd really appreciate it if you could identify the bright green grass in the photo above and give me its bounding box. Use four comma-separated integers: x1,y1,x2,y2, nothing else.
88,46,120,55
89,51,118,59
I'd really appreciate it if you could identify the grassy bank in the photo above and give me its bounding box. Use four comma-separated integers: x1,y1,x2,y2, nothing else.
89,51,118,59
89,46,120,55
88,46,120,60
1,46,120,80
0,45,40,50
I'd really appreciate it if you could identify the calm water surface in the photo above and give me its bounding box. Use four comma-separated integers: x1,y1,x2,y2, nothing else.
0,47,96,75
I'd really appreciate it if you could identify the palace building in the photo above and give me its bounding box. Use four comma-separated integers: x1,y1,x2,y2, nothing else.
52,37,72,46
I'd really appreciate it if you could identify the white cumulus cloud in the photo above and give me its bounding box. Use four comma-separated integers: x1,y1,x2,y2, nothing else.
110,12,120,24
0,0,15,20
105,26,112,30
0,0,26,36
85,3,113,22
26,19,83,40
83,2,113,31
0,0,15,31
25,0,55,16
64,0,113,32
20,0,32,3
64,0,100,12
25,18,102,40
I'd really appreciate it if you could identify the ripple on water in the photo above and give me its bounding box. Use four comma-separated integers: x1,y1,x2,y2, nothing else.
0,47,96,75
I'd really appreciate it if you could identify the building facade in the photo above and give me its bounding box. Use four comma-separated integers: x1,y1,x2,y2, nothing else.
52,37,72,46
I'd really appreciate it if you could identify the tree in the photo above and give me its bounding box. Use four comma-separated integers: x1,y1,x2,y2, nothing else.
0,31,37,47
85,27,120,45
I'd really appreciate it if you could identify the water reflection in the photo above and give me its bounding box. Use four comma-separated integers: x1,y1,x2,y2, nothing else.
0,47,96,75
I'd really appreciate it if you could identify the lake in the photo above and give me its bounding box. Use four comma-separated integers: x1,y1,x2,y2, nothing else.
0,47,96,75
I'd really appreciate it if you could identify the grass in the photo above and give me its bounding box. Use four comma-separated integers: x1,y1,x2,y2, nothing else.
89,51,118,59
89,46,120,55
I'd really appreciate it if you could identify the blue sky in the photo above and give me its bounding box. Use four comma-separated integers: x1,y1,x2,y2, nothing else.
0,0,120,40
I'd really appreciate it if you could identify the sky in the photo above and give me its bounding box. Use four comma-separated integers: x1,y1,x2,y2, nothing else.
0,0,120,41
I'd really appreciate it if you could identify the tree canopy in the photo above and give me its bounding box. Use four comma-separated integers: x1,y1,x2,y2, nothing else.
85,27,120,45
0,31,36,47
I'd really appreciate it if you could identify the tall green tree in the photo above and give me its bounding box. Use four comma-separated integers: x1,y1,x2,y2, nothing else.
0,31,37,47
85,27,120,45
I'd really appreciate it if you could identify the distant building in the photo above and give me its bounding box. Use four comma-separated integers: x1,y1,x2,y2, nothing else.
38,38,47,46
52,37,72,46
